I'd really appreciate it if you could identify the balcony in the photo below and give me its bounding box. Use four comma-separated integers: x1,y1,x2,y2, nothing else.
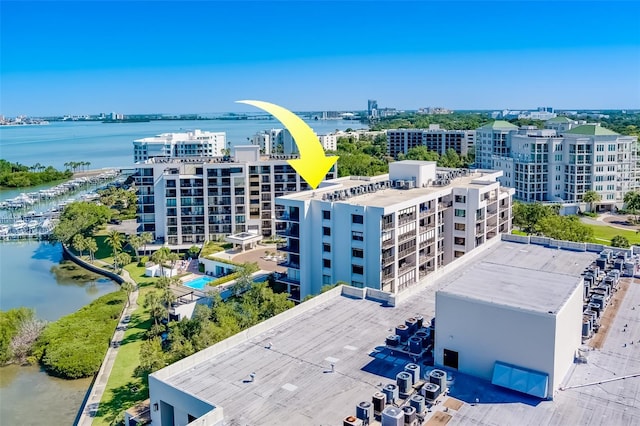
398,262,416,275
419,209,430,218
382,238,395,249
382,255,395,266
382,221,395,231
398,231,415,242
278,260,300,269
397,247,415,259
277,228,299,238
275,274,300,285
278,245,300,254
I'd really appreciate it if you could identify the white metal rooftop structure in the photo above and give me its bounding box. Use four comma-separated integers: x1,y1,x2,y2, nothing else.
437,243,589,314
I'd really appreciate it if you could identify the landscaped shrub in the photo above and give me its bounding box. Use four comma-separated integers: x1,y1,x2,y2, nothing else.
210,272,241,287
138,255,149,267
33,291,126,379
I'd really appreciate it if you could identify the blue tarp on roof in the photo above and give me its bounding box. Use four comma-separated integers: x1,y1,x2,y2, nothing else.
491,361,549,398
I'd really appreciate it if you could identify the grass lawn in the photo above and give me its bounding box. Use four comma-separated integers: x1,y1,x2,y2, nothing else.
92,290,155,426
511,229,527,236
583,223,640,245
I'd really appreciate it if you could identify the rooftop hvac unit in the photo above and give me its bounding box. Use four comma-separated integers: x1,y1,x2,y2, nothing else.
409,394,425,414
404,363,420,384
396,372,413,397
386,334,400,347
343,415,363,426
381,406,403,426
356,401,372,424
408,337,422,354
383,383,399,404
372,392,386,416
414,315,424,329
414,331,429,348
402,406,417,426
429,369,447,392
395,324,409,342
422,383,441,401
405,317,418,334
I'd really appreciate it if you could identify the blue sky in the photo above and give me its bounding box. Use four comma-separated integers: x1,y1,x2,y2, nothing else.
1,1,639,116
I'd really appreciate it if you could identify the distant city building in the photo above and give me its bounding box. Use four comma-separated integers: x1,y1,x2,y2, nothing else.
486,120,637,208
251,128,335,154
367,99,378,118
134,145,337,244
387,125,475,158
274,161,513,302
417,107,453,115
133,129,227,163
491,107,557,121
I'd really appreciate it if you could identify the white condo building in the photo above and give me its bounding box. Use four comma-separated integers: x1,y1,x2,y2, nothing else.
251,128,336,154
134,145,337,244
133,129,227,163
274,161,514,302
387,125,475,158
492,124,637,207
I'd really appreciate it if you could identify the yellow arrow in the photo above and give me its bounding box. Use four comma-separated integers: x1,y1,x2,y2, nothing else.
236,100,338,189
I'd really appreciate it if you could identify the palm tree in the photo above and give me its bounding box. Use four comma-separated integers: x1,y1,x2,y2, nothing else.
121,281,135,307
582,190,601,213
167,252,180,276
127,234,143,263
114,252,131,273
105,230,124,269
72,234,87,258
143,292,165,326
151,247,171,276
85,237,98,263
155,276,171,290
160,288,176,322
141,232,154,256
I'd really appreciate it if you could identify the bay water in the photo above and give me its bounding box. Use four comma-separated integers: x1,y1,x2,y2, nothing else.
0,118,359,424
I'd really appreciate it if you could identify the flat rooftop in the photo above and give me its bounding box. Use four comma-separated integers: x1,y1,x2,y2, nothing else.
151,241,640,425
280,170,504,209
437,243,593,314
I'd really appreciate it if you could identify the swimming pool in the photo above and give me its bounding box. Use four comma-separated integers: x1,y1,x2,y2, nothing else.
183,276,213,290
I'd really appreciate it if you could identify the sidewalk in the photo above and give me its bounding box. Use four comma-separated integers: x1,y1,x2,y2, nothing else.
76,260,138,426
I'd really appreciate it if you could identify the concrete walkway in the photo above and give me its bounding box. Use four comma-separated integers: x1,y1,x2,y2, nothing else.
580,212,640,232
76,260,139,426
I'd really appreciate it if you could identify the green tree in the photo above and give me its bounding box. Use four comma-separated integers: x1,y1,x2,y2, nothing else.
140,232,154,256
52,202,112,244
138,337,166,375
231,262,259,297
512,202,557,234
114,252,131,273
611,235,630,248
72,234,87,258
105,230,124,269
143,292,165,326
151,247,171,276
438,148,463,168
127,234,143,263
121,282,135,307
85,237,98,263
399,146,439,162
582,190,601,213
537,215,594,242
624,191,640,220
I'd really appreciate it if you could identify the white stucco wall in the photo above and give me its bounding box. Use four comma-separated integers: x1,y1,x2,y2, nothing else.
435,293,557,398
148,375,219,426
552,280,583,396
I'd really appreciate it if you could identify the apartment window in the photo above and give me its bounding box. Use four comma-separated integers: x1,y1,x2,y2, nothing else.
607,155,616,162
352,231,364,241
454,223,466,231
351,281,364,288
454,195,466,203
596,145,604,152
322,210,331,220
322,275,332,285
352,214,364,224
454,209,466,217
608,144,616,151
454,237,465,246
607,184,615,191
454,251,465,258
323,227,331,236
596,155,604,162
352,248,364,258
323,243,331,253
323,259,331,268
352,264,364,275
596,166,604,172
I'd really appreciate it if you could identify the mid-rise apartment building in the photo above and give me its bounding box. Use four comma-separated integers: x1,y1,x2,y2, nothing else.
274,161,513,302
251,128,337,154
134,145,337,244
133,129,226,163
493,124,637,207
387,125,475,158
475,120,519,169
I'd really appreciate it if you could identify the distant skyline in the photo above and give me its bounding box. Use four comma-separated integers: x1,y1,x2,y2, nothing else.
1,1,639,116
